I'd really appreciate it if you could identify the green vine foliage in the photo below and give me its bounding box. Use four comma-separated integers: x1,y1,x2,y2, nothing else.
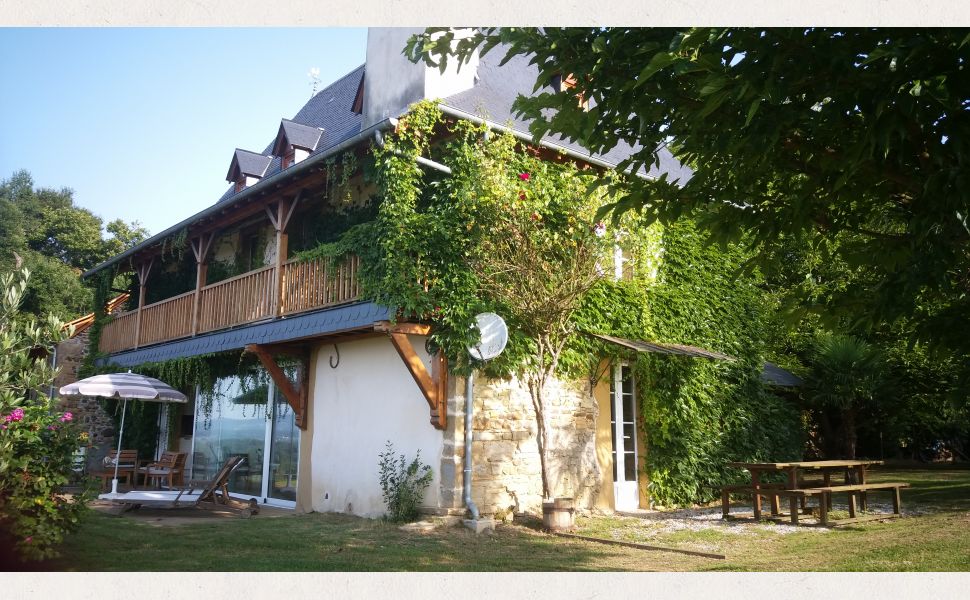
636,222,803,506
298,100,803,504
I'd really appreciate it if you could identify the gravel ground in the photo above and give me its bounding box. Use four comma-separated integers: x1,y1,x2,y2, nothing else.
606,499,932,539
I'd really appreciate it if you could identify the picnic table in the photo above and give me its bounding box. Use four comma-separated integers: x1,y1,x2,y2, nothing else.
723,459,908,526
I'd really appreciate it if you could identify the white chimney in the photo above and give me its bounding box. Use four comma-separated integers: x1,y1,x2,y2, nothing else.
362,27,480,130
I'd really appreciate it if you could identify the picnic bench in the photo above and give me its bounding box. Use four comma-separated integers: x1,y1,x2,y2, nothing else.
722,460,909,526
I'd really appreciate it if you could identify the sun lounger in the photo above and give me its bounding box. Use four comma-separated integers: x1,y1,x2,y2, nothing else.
98,455,259,516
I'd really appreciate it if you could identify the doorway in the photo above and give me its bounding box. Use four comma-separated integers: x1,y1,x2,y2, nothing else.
190,374,299,507
611,364,639,511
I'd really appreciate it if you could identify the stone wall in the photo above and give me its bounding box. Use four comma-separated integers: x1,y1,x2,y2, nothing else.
442,374,603,516
52,330,117,468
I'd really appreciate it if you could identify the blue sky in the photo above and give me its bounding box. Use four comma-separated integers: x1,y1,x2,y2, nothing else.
0,28,368,236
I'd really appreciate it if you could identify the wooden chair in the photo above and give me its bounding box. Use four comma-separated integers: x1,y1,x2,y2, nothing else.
92,449,138,491
101,455,259,516
137,451,187,489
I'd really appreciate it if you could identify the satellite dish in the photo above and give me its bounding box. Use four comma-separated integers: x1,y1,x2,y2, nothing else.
467,312,508,361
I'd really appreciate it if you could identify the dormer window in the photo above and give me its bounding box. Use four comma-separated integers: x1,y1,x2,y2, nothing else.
226,149,272,193
282,148,296,170
273,119,324,169
551,72,588,110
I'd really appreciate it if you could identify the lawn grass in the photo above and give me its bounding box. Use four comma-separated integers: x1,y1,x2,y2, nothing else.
50,467,970,571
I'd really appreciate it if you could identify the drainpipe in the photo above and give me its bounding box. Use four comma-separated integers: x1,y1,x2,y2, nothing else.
463,372,479,520
48,346,57,400
373,129,453,175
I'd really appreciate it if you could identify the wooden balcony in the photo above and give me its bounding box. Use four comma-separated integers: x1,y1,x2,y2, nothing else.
98,255,362,354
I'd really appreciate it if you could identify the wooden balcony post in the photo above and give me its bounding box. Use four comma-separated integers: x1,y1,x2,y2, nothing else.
133,259,153,349
190,233,214,336
266,193,300,317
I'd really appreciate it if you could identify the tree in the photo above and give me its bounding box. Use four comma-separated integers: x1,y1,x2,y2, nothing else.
0,170,149,319
805,334,885,459
0,269,92,562
406,28,970,385
462,133,613,499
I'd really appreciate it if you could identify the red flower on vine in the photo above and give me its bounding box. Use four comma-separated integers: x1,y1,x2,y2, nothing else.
518,172,531,181
518,191,526,201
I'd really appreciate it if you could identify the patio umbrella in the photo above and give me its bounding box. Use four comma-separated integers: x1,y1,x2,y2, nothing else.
59,371,187,493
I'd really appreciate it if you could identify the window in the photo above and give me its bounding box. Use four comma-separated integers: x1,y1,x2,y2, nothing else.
551,72,588,110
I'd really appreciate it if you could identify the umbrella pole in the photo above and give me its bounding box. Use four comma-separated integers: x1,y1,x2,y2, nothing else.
111,398,128,495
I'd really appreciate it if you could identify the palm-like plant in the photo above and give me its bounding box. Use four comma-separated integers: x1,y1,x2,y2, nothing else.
806,334,884,459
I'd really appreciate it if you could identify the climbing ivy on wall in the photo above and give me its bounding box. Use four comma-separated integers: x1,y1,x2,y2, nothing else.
636,222,803,506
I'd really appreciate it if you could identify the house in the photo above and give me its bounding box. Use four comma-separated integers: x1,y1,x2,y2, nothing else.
82,28,708,518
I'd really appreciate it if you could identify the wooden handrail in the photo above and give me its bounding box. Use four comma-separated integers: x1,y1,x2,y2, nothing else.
99,257,361,353
201,264,275,291
140,289,197,311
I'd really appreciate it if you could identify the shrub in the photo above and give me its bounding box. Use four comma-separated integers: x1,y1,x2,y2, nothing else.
0,268,93,561
377,441,433,522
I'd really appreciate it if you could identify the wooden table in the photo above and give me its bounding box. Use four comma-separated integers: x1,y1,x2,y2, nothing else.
727,460,883,519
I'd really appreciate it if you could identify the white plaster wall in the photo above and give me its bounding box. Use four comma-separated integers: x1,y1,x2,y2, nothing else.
309,335,443,518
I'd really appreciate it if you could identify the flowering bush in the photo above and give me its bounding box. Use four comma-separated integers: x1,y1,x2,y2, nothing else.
0,268,93,561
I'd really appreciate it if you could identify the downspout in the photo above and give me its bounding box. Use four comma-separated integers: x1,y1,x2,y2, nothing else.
463,372,479,520
373,129,453,175
48,346,57,400
375,126,474,518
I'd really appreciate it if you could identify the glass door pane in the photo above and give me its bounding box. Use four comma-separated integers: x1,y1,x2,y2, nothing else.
268,388,299,502
191,376,267,497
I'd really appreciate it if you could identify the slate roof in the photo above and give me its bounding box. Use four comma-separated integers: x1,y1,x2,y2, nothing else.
440,51,693,183
226,148,273,182
761,362,804,388
217,65,365,203
272,119,325,155
215,49,691,204
98,302,391,368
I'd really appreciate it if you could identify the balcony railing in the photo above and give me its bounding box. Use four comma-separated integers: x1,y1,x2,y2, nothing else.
98,255,362,354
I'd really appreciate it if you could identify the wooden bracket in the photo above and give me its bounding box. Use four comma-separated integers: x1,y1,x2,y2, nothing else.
383,323,447,430
265,191,302,233
245,344,310,430
136,259,154,287
190,233,215,264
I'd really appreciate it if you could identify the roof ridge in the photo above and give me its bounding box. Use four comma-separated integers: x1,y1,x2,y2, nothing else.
293,63,365,117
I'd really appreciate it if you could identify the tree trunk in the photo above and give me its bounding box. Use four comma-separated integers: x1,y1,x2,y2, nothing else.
528,378,552,499
816,408,839,459
842,406,858,460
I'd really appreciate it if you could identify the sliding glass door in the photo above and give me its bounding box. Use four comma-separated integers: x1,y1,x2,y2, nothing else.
191,374,299,507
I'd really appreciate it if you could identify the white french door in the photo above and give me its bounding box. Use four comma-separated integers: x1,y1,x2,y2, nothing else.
611,364,639,511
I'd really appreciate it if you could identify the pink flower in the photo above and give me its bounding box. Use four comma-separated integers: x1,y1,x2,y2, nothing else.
1,425,6,430
518,191,526,201
6,408,24,422
518,172,530,181
60,412,73,422
24,536,32,543
47,425,58,431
